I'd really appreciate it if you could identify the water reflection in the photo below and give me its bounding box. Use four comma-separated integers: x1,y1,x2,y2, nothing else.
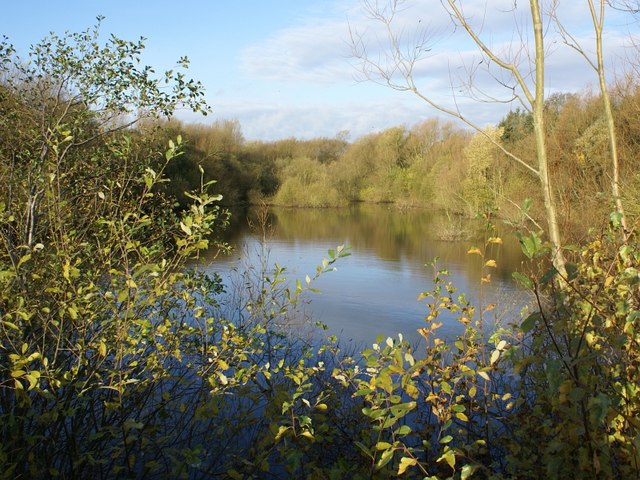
203,205,529,348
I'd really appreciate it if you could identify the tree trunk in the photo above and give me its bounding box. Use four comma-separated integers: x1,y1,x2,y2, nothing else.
531,0,567,277
590,0,629,241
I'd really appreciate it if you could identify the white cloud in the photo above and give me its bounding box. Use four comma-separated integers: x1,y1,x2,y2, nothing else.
178,89,510,142
186,0,637,141
240,16,353,84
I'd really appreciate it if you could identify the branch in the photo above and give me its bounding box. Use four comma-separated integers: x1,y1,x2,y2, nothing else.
445,0,536,106
351,0,539,176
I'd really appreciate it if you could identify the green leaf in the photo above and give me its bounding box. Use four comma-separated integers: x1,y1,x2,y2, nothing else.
610,210,623,229
512,271,533,290
540,266,559,285
565,262,578,281
519,232,543,259
389,401,416,418
2,321,20,331
355,441,372,456
520,312,540,334
17,254,31,267
376,448,394,469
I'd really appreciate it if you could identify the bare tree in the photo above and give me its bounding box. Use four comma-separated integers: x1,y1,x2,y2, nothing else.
351,0,568,276
553,0,629,241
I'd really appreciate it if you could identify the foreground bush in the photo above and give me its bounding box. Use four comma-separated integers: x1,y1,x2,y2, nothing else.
328,227,639,479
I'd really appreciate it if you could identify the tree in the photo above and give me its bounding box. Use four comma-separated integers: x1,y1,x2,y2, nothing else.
0,21,229,477
553,0,629,241
351,0,568,276
0,18,209,257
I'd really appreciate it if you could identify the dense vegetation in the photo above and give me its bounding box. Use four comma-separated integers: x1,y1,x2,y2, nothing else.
1,15,639,480
164,87,640,244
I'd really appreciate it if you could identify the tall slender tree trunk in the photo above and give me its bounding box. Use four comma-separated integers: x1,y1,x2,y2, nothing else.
590,0,629,241
531,0,567,277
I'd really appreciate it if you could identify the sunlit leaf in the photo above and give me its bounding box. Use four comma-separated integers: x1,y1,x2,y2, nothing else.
437,449,456,469
398,456,417,475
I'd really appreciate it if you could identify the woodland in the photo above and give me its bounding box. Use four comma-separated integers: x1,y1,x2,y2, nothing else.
1,1,640,478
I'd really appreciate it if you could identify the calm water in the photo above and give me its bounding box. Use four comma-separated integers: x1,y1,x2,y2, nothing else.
201,204,529,348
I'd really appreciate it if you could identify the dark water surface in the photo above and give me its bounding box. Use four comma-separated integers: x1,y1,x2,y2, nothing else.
201,204,529,348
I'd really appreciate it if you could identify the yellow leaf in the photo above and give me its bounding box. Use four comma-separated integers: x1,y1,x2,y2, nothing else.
488,236,503,244
398,457,417,475
25,373,38,390
437,449,456,469
180,222,192,235
99,341,107,357
490,349,500,365
484,259,497,268
467,247,482,256
275,425,289,441
417,328,430,341
456,412,469,422
301,431,315,441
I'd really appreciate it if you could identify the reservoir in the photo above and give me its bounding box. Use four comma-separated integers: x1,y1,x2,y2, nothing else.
201,204,529,348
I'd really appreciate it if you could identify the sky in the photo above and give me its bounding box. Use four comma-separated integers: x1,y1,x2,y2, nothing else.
2,1,638,142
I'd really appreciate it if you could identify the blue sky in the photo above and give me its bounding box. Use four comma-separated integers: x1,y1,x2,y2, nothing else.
2,1,637,141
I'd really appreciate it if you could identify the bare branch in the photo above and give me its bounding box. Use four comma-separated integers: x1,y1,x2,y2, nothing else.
350,0,567,276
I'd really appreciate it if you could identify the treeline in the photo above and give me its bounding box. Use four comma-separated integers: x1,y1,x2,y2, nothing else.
162,85,640,240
